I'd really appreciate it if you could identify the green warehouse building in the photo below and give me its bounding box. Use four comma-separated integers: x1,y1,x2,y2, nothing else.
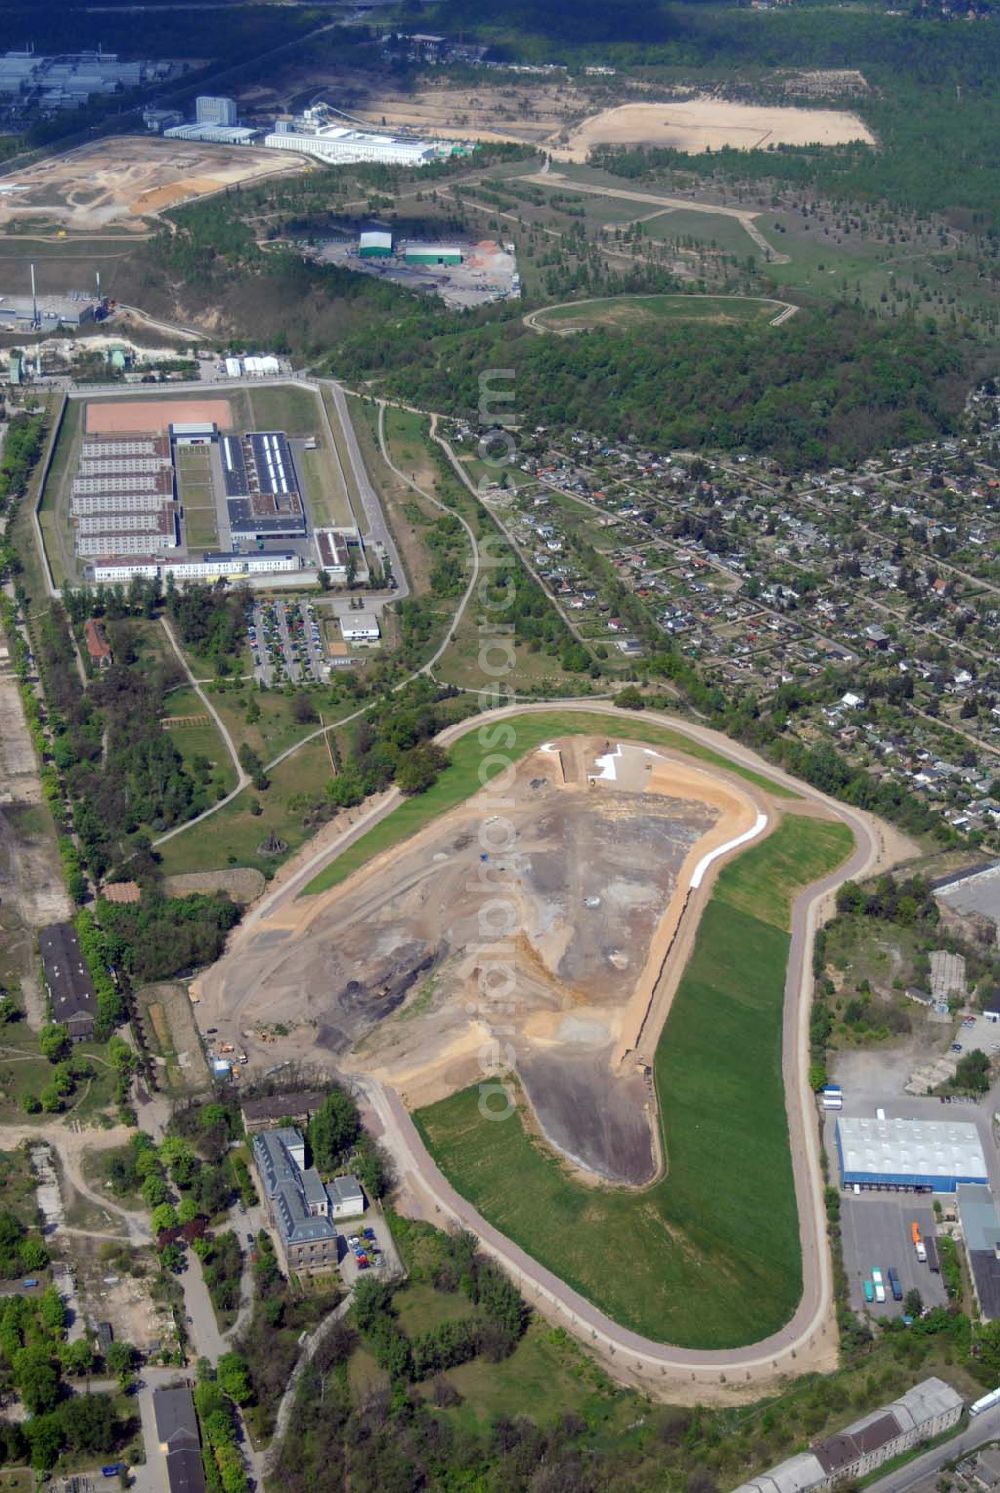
359,230,393,259
404,244,463,266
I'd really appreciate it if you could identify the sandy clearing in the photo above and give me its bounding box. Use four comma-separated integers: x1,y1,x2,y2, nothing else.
85,397,234,434
559,97,875,162
0,137,305,233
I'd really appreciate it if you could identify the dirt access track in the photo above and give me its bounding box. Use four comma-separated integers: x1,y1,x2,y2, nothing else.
0,136,305,234
195,701,913,1396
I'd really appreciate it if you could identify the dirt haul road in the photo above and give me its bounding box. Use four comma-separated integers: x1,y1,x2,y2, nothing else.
202,701,910,1397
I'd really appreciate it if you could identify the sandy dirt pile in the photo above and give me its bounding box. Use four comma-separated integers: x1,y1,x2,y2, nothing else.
559,98,875,161
197,737,776,1186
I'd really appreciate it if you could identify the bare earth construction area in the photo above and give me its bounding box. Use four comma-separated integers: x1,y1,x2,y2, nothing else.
196,736,769,1186
559,98,875,161
0,137,304,234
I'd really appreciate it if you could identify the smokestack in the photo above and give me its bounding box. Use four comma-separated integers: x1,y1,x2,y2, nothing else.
29,262,36,326
96,270,101,302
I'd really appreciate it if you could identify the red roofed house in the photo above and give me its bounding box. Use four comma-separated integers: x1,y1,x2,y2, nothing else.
83,618,112,670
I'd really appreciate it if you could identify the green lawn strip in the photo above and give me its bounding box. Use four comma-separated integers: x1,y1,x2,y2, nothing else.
716,815,854,933
302,711,797,895
414,817,852,1348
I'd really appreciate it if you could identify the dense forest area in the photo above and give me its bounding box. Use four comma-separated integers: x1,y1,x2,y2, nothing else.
339,302,972,471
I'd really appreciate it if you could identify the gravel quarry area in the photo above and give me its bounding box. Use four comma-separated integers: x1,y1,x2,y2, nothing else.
198,735,763,1184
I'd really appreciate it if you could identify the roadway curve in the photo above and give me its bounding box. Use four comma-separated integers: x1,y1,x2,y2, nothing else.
207,700,902,1396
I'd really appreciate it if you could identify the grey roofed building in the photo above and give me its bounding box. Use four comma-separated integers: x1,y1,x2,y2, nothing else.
38,922,96,1041
731,1377,964,1493
834,1115,988,1192
958,1184,1000,1320
240,1090,328,1132
327,1175,365,1218
164,1447,206,1493
729,1451,827,1493
251,1126,339,1272
153,1385,200,1453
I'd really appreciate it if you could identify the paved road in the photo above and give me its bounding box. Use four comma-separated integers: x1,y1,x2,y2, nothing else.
199,700,900,1390
326,380,409,598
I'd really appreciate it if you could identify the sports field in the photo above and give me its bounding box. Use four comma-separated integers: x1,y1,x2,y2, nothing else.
415,813,853,1348
531,294,784,334
301,710,798,896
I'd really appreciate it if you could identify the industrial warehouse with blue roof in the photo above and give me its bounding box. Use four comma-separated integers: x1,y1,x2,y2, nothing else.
835,1115,989,1192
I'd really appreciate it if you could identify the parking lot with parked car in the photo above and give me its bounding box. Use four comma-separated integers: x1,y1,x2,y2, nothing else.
249,599,325,686
839,1193,947,1318
338,1213,401,1286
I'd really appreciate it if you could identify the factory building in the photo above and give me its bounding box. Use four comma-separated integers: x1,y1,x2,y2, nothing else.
732,1378,964,1493
142,107,183,133
404,244,463,266
359,230,393,258
162,122,256,146
195,95,237,127
0,294,97,329
0,48,167,107
957,1185,1000,1320
835,1115,989,1193
264,108,443,168
170,422,217,447
222,430,306,541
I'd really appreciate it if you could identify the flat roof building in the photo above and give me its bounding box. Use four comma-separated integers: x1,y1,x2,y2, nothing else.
264,109,443,168
195,95,237,127
340,612,380,643
163,123,255,146
0,293,96,329
403,244,463,265
835,1115,989,1192
733,1377,964,1493
315,527,350,580
38,922,96,1042
958,1183,1000,1320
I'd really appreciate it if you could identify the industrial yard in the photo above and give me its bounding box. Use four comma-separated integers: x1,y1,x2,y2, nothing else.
38,384,363,589
317,234,520,309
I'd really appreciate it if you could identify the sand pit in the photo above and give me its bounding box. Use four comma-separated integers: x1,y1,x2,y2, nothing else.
196,736,781,1187
560,97,875,161
85,397,234,435
0,136,305,234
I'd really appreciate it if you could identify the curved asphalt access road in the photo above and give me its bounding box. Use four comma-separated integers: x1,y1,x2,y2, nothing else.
219,700,886,1388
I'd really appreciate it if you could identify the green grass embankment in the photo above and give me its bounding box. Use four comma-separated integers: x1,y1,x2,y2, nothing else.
414,814,853,1349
